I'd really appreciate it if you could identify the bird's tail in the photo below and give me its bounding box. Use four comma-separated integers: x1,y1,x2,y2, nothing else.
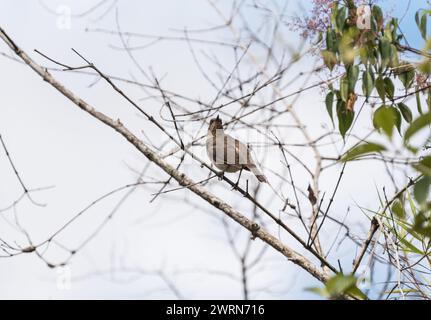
248,164,268,183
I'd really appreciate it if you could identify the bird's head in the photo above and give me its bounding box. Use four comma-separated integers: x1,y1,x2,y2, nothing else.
208,115,223,134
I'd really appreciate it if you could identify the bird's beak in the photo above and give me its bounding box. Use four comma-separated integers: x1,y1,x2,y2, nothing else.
216,115,220,120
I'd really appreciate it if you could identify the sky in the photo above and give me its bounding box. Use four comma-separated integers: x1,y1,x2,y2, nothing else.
0,0,429,300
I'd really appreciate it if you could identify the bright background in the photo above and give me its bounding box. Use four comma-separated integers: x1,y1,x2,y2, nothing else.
0,0,427,299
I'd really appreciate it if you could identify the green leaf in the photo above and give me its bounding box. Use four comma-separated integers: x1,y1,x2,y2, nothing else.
398,236,424,254
326,274,357,296
375,77,386,101
339,34,355,66
337,100,354,139
389,44,400,69
416,90,423,114
419,61,431,74
414,177,431,204
398,64,415,89
325,91,335,124
348,65,359,92
404,112,431,142
391,199,405,219
331,2,339,27
413,156,431,176
359,47,368,65
379,37,391,70
384,77,395,99
336,7,346,30
389,289,421,294
407,190,418,217
325,274,367,300
420,13,428,39
397,103,413,123
326,29,338,53
373,6,384,30
373,105,399,137
362,68,374,100
415,11,420,27
415,10,428,40
384,20,394,42
342,142,386,162
340,76,349,102
394,107,402,133
347,285,369,301
322,50,337,71
306,287,330,299
412,210,431,238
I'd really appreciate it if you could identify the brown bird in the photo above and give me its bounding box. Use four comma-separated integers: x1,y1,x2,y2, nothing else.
206,116,268,184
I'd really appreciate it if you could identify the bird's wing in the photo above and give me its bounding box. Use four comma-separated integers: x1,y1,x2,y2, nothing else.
224,134,250,165
207,134,250,166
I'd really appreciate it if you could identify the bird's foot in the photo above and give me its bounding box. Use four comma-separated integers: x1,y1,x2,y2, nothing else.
217,171,224,181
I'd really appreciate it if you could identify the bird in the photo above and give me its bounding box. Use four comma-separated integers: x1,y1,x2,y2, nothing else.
206,115,268,185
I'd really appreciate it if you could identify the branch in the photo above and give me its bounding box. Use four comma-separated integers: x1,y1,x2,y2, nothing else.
351,217,380,274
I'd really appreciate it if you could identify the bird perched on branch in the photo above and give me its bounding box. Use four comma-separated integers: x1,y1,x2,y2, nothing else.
206,116,268,186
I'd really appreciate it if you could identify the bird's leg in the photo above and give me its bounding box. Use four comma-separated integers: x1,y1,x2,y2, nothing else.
217,171,225,181
244,179,249,196
231,168,243,190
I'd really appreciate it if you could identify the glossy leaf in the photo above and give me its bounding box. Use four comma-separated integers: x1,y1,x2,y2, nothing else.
398,64,415,89
412,211,431,238
373,6,384,30
336,7,346,30
375,77,386,101
379,37,391,70
415,10,429,40
362,68,374,99
421,13,428,39
384,77,394,99
414,177,431,204
416,90,423,114
342,143,386,162
348,65,359,92
373,105,399,137
413,156,431,176
394,107,402,133
325,274,367,300
325,91,335,124
337,100,354,139
397,103,413,123
391,199,406,219
398,236,424,254
404,112,431,142
340,76,349,102
326,29,338,53
306,287,330,299
322,50,337,71
389,44,400,69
